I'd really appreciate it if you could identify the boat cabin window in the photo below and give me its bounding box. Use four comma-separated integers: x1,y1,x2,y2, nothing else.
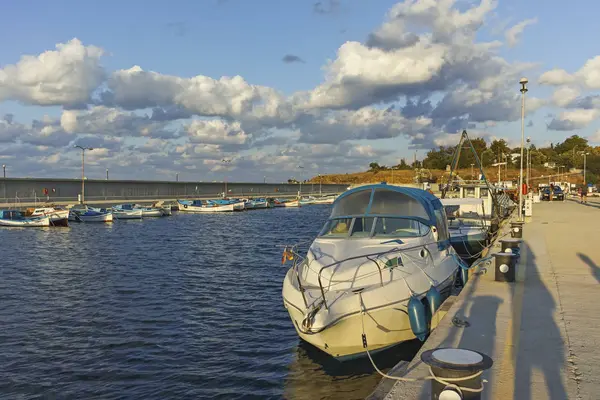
465,188,476,198
319,218,353,237
369,189,429,220
373,217,429,238
433,209,449,242
350,217,375,237
330,190,371,217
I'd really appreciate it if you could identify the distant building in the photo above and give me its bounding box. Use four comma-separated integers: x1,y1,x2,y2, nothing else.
544,162,557,169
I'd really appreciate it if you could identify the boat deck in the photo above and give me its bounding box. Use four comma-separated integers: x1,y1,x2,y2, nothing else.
369,197,600,399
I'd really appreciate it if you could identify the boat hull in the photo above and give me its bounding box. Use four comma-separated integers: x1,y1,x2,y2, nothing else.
178,203,235,212
0,216,50,227
113,210,143,219
31,209,69,226
283,274,455,359
141,209,164,217
71,212,114,222
283,200,300,207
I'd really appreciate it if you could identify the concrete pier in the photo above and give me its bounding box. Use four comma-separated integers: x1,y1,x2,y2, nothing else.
370,198,600,399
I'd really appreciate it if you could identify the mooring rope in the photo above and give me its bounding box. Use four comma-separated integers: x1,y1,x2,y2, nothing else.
357,293,485,394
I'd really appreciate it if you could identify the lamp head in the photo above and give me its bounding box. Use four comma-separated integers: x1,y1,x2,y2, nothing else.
519,77,528,85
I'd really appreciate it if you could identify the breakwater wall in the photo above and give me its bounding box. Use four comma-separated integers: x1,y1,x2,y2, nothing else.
0,178,348,204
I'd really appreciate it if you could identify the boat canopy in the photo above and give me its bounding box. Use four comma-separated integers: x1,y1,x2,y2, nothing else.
329,184,444,227
0,210,24,219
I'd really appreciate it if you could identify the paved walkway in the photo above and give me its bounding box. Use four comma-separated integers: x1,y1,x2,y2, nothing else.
372,198,600,400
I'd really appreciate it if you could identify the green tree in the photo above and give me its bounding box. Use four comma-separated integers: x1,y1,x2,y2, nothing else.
457,137,488,168
394,159,412,170
368,162,381,172
490,139,510,162
554,135,589,155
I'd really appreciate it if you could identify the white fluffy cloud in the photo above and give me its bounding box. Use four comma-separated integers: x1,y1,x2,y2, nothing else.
0,39,105,106
3,0,600,180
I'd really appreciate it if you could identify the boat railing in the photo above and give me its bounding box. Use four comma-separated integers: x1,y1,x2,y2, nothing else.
314,242,436,310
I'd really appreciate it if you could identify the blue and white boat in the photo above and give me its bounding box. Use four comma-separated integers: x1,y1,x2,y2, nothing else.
245,198,269,209
282,184,461,359
69,205,113,223
177,199,243,212
111,204,143,220
0,210,50,227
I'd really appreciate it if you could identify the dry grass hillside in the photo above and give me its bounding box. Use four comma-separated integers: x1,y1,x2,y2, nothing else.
309,167,583,186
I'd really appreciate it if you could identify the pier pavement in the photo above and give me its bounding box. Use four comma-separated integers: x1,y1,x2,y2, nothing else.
370,197,600,400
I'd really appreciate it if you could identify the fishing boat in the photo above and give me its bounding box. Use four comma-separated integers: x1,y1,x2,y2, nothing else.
111,207,143,220
213,199,246,211
282,184,461,359
177,199,238,212
441,198,490,261
69,205,113,223
245,198,270,209
312,194,337,205
0,210,50,227
272,198,300,207
26,206,69,226
299,196,316,206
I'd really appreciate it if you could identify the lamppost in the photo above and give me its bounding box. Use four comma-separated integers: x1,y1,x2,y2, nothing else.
264,176,266,184
2,164,5,178
470,163,475,180
391,166,398,184
176,173,179,182
297,165,304,196
222,158,232,197
319,173,322,196
526,137,531,191
106,168,109,180
74,145,93,204
518,77,528,221
580,152,590,188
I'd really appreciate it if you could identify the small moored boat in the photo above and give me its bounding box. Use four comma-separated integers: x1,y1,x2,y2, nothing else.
26,207,69,226
69,205,113,223
177,199,237,212
0,210,50,227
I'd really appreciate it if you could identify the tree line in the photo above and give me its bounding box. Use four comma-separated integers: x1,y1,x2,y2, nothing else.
368,135,600,184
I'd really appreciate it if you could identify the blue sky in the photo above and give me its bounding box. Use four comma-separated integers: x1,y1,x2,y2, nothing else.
1,0,599,181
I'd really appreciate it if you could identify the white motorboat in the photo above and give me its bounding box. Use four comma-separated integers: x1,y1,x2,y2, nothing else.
26,207,69,226
69,205,113,223
283,199,300,207
177,199,237,212
442,198,491,260
282,184,461,359
112,208,143,220
312,194,337,204
0,210,50,227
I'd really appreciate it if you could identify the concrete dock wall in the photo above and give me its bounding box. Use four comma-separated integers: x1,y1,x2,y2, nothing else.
0,178,348,203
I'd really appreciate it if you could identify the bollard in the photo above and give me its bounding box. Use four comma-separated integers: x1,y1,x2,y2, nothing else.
500,238,522,258
510,221,524,238
493,252,517,282
421,347,493,400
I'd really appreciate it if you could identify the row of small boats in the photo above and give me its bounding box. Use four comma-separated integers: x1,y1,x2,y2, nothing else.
0,194,339,227
0,203,172,227
176,194,337,213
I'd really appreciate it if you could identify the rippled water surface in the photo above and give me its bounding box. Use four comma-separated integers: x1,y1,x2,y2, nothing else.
1,207,419,399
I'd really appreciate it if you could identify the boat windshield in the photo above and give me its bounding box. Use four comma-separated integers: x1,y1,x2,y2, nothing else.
319,216,430,238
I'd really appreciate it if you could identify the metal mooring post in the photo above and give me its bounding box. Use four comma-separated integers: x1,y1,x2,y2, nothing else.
510,221,524,238
493,252,517,282
500,238,522,258
421,347,493,400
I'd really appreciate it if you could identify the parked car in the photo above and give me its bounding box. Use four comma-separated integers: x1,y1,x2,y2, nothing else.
541,186,565,201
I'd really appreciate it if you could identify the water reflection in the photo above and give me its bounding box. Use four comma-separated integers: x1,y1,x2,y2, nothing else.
284,340,421,400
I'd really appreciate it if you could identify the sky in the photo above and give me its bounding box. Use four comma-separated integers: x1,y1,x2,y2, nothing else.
1,0,600,182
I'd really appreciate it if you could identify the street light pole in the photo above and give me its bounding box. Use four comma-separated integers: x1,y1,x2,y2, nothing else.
222,158,233,197
74,145,93,204
297,165,304,196
2,164,5,178
470,163,474,180
518,77,528,221
526,137,531,191
176,173,179,182
106,168,109,180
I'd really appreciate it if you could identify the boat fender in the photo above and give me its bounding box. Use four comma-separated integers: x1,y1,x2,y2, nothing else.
407,296,428,341
425,285,442,318
460,267,469,286
431,226,439,242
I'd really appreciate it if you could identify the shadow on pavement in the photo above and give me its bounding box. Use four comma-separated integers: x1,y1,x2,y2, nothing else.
577,253,600,284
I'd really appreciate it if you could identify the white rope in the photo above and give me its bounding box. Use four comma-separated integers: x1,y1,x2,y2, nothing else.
358,293,485,393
